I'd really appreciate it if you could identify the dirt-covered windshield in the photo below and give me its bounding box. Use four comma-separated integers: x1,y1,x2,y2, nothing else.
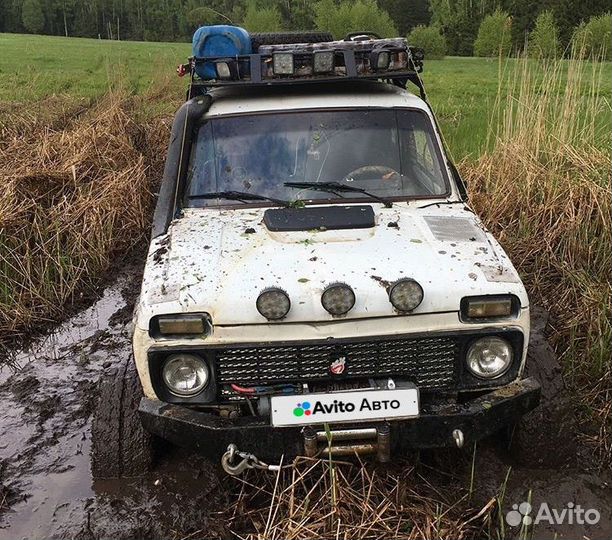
184,109,449,206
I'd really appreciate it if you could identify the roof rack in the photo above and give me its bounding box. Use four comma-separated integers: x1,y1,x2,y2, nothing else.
179,37,426,99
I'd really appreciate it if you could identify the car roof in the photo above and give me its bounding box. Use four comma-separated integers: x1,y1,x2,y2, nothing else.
203,80,428,118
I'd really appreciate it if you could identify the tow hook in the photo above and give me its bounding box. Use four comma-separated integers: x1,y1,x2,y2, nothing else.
221,443,284,476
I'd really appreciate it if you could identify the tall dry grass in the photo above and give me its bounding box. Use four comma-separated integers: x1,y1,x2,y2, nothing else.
0,93,169,342
224,457,495,540
464,51,611,457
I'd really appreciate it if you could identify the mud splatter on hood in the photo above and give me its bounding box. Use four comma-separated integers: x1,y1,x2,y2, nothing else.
137,204,527,328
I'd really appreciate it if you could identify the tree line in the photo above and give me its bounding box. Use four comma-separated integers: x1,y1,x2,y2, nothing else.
0,0,610,57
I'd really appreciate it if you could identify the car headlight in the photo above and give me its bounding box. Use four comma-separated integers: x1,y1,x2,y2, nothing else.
321,283,355,316
162,354,209,396
389,278,423,312
466,337,513,379
256,288,291,320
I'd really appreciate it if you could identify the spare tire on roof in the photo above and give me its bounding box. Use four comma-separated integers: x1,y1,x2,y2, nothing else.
250,31,334,51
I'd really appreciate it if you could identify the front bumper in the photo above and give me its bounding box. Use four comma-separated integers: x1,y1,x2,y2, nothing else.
139,378,540,461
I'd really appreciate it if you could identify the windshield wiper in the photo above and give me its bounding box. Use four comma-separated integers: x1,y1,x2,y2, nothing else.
188,191,290,207
417,200,468,209
284,181,392,208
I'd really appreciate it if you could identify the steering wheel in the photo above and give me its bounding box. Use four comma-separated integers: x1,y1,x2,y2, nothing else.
343,165,400,182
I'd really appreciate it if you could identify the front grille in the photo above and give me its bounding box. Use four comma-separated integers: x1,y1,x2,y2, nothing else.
214,335,459,391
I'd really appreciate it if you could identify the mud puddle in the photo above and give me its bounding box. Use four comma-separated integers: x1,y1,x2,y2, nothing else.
0,271,132,539
0,275,609,539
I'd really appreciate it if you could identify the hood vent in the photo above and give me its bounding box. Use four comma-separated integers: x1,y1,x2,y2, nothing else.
424,216,487,242
264,205,375,232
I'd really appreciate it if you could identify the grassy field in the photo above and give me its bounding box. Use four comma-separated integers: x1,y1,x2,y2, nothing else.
429,55,611,158
1,33,610,158
0,33,187,101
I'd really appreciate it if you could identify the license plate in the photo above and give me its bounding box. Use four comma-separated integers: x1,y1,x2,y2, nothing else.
270,388,419,427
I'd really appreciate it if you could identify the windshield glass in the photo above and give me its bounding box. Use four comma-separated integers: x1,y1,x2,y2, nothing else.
184,109,449,206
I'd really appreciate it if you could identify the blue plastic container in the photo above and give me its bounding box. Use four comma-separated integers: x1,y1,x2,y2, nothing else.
192,25,252,79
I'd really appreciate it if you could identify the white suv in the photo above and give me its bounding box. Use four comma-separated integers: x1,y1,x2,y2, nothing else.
91,32,540,477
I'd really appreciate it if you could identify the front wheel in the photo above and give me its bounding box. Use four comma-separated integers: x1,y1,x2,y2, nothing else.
91,356,157,478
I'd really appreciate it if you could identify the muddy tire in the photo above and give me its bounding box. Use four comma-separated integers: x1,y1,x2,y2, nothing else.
250,31,334,51
91,356,155,479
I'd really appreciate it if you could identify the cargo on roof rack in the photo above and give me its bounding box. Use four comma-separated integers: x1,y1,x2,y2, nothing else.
180,35,424,91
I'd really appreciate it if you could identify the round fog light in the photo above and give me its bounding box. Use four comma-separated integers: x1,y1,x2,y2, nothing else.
321,283,355,316
389,278,423,312
256,288,291,320
162,354,209,396
466,337,512,379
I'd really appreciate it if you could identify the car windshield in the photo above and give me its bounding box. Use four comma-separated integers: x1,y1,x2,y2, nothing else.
184,109,449,207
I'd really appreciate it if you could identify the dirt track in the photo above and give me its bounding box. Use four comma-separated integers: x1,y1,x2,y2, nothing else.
0,265,609,540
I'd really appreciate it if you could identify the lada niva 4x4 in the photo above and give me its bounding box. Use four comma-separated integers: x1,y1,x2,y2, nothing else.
92,28,540,477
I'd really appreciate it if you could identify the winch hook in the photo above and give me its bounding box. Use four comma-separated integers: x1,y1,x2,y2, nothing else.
221,444,253,476
220,443,283,476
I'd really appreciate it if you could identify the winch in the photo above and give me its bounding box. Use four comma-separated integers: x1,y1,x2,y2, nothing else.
220,422,392,476
303,423,391,461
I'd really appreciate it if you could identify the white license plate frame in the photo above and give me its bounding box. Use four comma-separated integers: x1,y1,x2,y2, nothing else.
270,387,419,427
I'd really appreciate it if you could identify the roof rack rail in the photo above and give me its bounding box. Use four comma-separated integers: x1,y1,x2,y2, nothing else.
178,37,426,98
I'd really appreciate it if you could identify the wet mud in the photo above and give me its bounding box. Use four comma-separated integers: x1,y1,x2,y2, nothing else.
467,307,611,540
0,274,609,539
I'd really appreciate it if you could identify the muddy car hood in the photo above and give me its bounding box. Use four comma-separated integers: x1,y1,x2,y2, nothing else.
136,204,527,329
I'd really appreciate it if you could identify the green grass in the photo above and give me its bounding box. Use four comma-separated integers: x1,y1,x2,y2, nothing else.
1,33,611,159
0,32,189,107
426,56,612,158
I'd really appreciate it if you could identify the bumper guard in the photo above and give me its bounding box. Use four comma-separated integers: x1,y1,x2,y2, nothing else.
139,378,541,461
